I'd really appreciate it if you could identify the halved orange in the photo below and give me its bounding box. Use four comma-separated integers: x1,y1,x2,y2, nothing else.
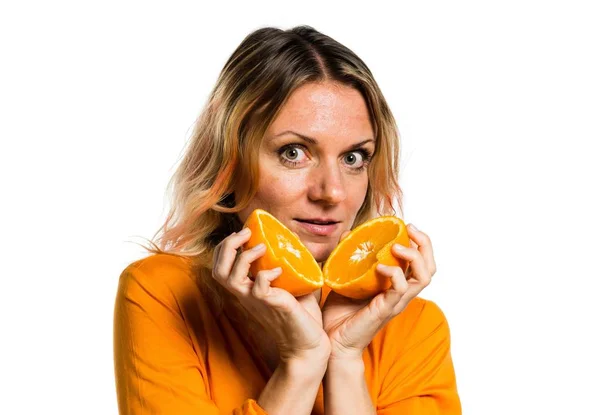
242,209,411,299
322,216,410,299
242,209,324,296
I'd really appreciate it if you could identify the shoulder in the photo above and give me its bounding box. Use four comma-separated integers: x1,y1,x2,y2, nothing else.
398,297,450,338
372,298,460,409
368,297,453,380
125,253,196,279
116,253,200,304
376,297,451,354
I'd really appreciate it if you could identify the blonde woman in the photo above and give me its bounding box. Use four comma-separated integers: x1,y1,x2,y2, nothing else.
114,25,461,415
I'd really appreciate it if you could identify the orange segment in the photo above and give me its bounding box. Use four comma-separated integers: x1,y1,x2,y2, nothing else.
243,209,324,296
323,216,410,299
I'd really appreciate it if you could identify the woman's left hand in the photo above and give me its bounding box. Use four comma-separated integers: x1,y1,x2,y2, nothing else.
321,224,437,361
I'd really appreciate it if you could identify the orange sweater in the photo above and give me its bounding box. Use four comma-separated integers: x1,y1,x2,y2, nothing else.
113,253,461,414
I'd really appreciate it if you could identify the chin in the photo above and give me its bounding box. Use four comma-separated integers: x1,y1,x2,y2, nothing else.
304,241,334,264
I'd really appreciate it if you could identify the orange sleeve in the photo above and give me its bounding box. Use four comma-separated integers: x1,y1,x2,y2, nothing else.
377,300,462,414
113,265,267,415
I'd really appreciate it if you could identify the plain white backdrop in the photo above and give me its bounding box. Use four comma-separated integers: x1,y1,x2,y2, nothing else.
1,1,599,413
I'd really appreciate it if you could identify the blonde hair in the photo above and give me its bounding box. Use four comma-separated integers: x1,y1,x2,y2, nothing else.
132,25,404,318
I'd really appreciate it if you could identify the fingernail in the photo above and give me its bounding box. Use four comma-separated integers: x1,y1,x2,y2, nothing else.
272,267,282,274
239,228,251,235
393,243,407,252
251,243,265,251
408,224,418,231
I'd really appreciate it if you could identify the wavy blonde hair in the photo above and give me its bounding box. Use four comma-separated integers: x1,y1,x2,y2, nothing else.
133,25,404,319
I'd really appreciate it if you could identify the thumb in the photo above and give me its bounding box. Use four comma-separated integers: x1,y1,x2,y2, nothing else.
339,230,351,243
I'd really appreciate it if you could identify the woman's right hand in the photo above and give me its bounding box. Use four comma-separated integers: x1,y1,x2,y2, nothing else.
211,227,331,365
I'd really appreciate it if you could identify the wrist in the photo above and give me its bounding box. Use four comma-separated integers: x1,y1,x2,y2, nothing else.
323,357,375,415
258,355,326,414
280,341,331,370
281,353,329,378
328,344,365,364
326,356,365,374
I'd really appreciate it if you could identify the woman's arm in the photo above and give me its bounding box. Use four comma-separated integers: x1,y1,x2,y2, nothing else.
322,299,461,415
321,226,460,414
323,358,375,415
322,300,461,414
114,265,258,414
114,262,326,415
258,357,327,414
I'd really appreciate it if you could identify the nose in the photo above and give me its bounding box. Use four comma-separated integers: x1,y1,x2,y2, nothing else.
307,159,347,206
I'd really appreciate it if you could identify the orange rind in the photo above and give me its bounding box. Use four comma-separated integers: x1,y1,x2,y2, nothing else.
242,209,410,299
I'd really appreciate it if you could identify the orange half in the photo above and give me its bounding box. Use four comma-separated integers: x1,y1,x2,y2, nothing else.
242,209,324,296
322,216,410,299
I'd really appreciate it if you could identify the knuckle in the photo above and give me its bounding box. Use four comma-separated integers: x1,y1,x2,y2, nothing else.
255,270,269,280
394,269,405,281
225,277,236,289
222,236,239,251
221,237,233,250
213,266,226,281
392,277,408,294
252,285,265,299
372,297,390,321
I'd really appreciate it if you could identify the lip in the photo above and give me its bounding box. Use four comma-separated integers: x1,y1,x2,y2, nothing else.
294,219,340,236
295,217,340,225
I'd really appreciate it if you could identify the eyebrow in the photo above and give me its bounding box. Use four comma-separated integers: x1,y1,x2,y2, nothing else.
273,130,375,150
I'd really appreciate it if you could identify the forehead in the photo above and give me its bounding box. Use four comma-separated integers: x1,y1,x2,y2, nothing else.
267,82,375,143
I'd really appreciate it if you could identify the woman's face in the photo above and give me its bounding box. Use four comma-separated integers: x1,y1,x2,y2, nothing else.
237,81,375,263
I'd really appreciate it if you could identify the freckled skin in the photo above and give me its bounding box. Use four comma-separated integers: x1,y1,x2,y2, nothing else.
237,81,375,265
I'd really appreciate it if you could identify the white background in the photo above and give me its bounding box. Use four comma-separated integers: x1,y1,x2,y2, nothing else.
1,1,599,414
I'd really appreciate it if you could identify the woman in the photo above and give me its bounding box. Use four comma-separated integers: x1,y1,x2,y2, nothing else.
114,25,461,414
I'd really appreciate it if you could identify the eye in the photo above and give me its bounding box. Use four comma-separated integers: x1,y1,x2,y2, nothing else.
278,144,309,166
344,152,358,165
284,147,303,160
344,151,365,167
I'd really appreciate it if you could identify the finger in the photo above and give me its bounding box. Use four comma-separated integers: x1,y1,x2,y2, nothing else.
211,243,222,269
251,267,285,305
212,228,252,282
406,224,437,276
375,264,426,319
391,244,431,288
227,243,267,294
211,242,224,280
296,292,323,324
376,264,409,305
339,230,351,243
340,274,405,344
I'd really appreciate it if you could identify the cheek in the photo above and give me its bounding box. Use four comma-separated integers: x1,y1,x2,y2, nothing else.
348,175,369,209
254,169,306,209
